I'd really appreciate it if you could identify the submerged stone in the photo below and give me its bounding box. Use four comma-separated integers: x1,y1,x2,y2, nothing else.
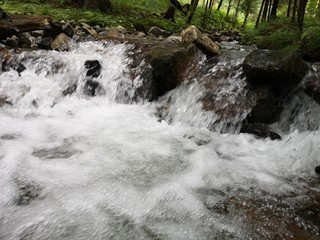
83,80,101,96
84,60,101,78
240,123,282,140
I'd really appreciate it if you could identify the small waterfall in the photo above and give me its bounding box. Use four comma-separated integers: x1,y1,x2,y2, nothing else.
0,41,144,110
159,43,255,133
278,63,320,133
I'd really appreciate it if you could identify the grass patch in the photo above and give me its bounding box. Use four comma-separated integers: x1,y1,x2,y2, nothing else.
1,0,240,33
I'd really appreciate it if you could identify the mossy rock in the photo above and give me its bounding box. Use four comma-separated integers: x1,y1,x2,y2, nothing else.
242,49,309,90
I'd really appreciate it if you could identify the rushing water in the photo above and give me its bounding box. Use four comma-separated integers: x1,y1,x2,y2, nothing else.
0,41,320,240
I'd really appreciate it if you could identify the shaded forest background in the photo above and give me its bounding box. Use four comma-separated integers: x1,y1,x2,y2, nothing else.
1,0,320,54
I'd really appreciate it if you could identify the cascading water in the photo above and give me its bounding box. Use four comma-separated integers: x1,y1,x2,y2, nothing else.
159,42,255,133
0,41,320,240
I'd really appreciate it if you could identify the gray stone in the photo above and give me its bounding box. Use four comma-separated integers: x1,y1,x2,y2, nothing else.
51,33,71,51
6,35,19,48
38,37,53,49
148,26,171,38
63,23,75,37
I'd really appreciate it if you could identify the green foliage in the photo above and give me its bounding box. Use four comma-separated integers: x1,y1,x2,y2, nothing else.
2,0,239,33
301,26,320,61
241,18,301,50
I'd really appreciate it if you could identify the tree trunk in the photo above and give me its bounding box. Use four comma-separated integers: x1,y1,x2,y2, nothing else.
217,0,224,10
297,0,308,30
242,0,252,27
287,0,292,16
256,0,265,27
163,6,176,22
202,0,210,27
187,0,199,23
267,0,273,20
270,0,279,19
209,0,215,15
233,0,241,22
226,0,232,19
291,0,298,22
261,0,269,21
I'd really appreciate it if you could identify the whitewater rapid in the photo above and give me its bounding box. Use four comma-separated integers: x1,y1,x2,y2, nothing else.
0,41,319,240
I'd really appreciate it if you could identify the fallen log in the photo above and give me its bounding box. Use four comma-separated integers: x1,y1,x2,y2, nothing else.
0,14,52,39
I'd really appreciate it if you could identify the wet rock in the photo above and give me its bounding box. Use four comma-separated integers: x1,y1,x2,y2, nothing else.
242,50,309,91
33,146,77,159
38,37,53,49
240,123,282,140
183,134,211,146
30,30,44,38
62,22,75,37
15,181,41,205
148,26,171,38
80,22,98,37
84,60,101,78
0,95,12,107
62,83,77,96
5,35,19,48
209,33,230,42
304,78,320,105
83,80,101,96
18,32,33,48
14,63,26,76
145,42,199,97
94,25,102,32
315,166,320,174
180,25,219,57
51,33,70,51
43,20,63,38
246,88,283,124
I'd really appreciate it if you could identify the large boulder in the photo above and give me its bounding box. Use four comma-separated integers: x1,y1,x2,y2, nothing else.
242,50,309,90
180,25,219,57
144,42,199,98
51,33,71,51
